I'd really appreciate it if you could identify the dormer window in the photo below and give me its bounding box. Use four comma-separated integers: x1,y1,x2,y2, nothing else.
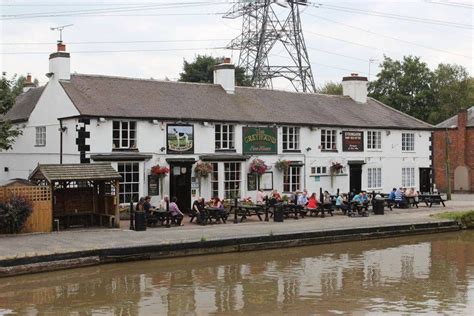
215,124,235,151
113,120,136,149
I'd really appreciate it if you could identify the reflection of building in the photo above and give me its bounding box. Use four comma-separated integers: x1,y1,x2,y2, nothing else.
433,107,474,192
2,43,433,212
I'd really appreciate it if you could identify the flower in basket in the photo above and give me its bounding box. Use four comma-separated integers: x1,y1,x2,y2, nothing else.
330,162,344,174
194,160,213,178
150,164,170,177
275,159,290,172
249,158,269,175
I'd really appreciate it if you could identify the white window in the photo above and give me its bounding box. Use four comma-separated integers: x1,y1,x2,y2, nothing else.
311,166,327,175
402,133,415,151
367,167,382,189
113,121,136,149
282,126,300,151
35,126,46,146
321,129,337,151
224,162,241,199
215,124,235,150
402,167,415,187
367,131,381,150
284,166,301,192
211,163,219,198
118,162,139,203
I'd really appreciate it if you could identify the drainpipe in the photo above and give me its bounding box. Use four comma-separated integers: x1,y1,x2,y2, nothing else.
444,128,451,200
59,119,63,164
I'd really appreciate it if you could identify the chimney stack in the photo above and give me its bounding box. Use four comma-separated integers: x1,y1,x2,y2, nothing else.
22,73,35,93
342,73,368,103
48,42,70,81
213,57,235,94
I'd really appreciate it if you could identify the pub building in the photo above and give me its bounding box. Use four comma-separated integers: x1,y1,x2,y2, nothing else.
1,44,433,211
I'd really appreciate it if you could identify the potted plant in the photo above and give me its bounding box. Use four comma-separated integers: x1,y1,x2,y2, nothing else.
194,160,213,192
275,159,290,172
150,164,170,196
329,162,344,188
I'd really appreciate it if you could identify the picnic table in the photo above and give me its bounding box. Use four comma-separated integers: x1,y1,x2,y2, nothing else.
205,207,227,224
232,204,267,223
418,194,446,207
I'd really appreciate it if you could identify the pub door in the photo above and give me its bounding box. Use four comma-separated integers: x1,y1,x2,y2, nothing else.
169,162,192,213
349,164,362,193
419,168,431,193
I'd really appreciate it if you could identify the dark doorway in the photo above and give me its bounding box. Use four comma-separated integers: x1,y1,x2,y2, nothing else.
349,164,362,193
169,162,192,213
419,168,431,193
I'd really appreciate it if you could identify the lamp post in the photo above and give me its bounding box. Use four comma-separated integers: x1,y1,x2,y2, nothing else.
444,128,452,200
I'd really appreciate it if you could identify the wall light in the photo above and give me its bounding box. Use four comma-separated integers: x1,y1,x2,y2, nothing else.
386,130,391,136
98,117,106,123
306,147,312,152
160,147,166,152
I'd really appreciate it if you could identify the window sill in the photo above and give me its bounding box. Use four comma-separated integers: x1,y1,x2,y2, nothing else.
34,144,46,147
321,149,338,153
283,150,301,153
112,148,139,152
215,149,236,153
402,151,416,153
367,149,382,152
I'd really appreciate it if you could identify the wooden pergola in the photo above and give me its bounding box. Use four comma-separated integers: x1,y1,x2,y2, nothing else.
29,163,122,228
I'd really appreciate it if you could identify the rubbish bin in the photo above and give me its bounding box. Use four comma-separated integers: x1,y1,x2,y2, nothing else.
273,205,284,222
373,198,385,215
134,211,147,231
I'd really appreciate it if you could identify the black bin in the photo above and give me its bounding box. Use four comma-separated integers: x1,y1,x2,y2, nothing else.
273,205,284,222
134,211,147,231
373,199,385,215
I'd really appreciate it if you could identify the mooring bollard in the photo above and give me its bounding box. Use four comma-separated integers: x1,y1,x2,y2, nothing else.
129,201,134,230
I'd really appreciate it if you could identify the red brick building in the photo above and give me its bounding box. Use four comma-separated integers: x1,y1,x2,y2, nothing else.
433,107,474,192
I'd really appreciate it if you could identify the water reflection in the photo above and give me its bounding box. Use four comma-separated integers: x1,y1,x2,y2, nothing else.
1,231,473,315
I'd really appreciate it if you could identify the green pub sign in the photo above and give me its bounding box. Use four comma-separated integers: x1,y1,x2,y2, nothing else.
242,127,278,154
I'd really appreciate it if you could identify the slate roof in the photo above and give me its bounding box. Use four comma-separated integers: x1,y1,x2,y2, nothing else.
436,106,474,128
60,74,432,129
2,86,46,123
29,163,121,182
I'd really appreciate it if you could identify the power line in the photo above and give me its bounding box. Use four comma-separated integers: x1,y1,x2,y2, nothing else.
1,1,233,6
304,12,472,59
308,2,473,29
424,0,474,9
0,39,231,45
0,47,228,55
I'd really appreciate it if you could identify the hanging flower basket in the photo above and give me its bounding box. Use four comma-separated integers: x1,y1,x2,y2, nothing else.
249,158,269,175
150,164,170,178
194,160,213,178
275,159,290,172
330,162,344,174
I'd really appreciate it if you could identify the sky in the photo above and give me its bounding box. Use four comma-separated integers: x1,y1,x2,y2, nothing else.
0,0,473,91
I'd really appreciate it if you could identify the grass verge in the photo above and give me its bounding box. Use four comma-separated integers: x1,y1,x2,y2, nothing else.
433,210,474,228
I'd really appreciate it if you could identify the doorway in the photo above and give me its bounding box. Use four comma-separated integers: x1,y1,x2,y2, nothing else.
169,162,192,213
419,168,431,193
349,164,362,193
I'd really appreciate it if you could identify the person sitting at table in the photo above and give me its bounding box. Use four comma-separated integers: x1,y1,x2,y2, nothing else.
159,195,170,211
297,189,308,207
136,197,145,212
388,188,397,202
335,193,348,213
192,197,206,225
143,196,158,226
256,189,266,204
394,187,407,208
169,197,184,226
323,190,331,205
211,196,227,220
271,189,282,202
405,187,416,197
307,192,318,209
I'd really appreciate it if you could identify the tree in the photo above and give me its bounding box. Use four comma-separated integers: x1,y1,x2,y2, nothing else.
316,81,342,95
0,73,34,150
179,55,252,86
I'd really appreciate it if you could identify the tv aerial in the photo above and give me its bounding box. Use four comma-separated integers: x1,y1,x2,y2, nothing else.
50,24,73,43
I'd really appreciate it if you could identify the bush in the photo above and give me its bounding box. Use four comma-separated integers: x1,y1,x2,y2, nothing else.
0,195,33,234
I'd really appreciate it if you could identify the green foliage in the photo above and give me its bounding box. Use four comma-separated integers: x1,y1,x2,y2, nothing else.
434,210,474,229
316,81,343,95
0,73,33,150
179,55,252,87
0,196,33,234
369,56,473,124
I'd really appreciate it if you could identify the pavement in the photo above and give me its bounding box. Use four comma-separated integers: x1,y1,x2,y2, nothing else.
0,194,472,262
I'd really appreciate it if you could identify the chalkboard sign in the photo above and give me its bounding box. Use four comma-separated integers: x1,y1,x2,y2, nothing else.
148,175,159,196
342,131,364,152
247,173,257,191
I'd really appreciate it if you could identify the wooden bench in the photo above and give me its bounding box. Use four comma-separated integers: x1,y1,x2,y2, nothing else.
419,194,446,207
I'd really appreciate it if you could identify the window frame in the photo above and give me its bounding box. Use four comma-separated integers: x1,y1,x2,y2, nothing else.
401,133,415,152
321,129,337,151
283,165,301,192
35,126,46,146
311,166,327,175
402,167,415,187
367,167,382,189
282,126,300,152
113,120,137,149
367,130,382,150
117,162,140,204
211,162,219,198
215,123,235,151
223,162,241,199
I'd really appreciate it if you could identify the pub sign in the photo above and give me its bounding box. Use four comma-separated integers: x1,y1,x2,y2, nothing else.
342,131,364,152
167,124,194,154
242,127,278,154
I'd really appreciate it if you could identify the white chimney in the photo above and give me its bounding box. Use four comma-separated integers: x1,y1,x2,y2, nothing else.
213,57,235,94
342,73,368,103
22,73,35,93
48,42,70,81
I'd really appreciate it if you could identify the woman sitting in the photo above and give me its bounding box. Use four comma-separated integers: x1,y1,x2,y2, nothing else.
306,192,318,215
169,197,184,226
211,196,227,220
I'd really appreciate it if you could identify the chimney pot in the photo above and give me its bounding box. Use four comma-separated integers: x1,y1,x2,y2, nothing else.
351,73,358,76
224,57,231,64
26,73,32,83
57,42,66,52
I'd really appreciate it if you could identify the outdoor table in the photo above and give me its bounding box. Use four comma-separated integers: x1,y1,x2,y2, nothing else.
405,196,419,208
233,204,266,223
280,203,302,219
418,194,446,207
151,209,170,226
205,207,227,224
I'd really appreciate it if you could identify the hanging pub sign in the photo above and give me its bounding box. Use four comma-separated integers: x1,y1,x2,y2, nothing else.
342,131,364,152
242,127,278,154
167,124,194,154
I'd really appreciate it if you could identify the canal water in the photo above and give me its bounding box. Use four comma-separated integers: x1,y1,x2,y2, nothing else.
1,231,473,315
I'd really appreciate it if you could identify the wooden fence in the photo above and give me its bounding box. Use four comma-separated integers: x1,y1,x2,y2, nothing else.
0,185,52,233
